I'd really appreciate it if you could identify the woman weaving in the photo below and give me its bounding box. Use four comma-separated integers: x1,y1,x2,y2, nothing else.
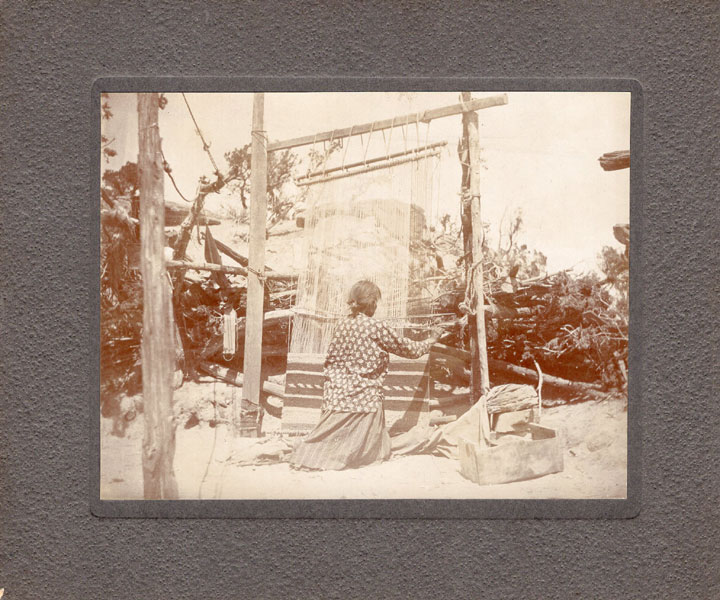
290,280,442,471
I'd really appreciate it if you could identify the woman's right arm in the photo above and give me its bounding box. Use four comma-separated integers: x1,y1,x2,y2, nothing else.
373,321,440,359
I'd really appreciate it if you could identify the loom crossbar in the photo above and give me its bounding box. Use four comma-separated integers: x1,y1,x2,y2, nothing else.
268,94,508,152
296,149,442,187
298,141,447,181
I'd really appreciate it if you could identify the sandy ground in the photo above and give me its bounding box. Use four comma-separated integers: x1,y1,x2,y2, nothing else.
100,381,627,500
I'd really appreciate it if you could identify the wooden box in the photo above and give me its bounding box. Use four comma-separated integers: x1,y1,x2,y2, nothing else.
458,423,564,486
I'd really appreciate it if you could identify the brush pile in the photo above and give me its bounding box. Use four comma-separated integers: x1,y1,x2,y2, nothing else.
418,218,629,395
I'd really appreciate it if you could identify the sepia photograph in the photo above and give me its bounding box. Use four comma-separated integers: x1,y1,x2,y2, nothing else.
99,89,631,502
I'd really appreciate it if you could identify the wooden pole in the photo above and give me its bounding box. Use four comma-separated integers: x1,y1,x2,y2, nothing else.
461,92,492,446
239,92,267,436
166,259,297,281
137,93,178,499
459,109,481,403
462,92,491,395
268,94,508,152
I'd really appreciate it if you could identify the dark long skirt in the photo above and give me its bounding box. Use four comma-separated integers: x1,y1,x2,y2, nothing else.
289,409,391,471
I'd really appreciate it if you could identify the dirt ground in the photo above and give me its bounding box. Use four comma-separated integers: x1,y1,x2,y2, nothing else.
100,381,627,500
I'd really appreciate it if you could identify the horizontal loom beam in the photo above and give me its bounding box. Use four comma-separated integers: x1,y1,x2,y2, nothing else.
267,94,508,153
297,141,448,181
166,259,297,281
295,148,442,186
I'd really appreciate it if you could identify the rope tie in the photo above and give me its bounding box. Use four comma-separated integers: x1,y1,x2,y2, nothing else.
415,113,420,152
323,130,336,176
459,259,483,316
182,92,222,177
246,265,266,284
341,126,353,170
363,121,375,166
159,143,192,202
384,118,394,159
307,133,318,177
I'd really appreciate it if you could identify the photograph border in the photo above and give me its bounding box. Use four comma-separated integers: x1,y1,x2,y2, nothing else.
91,77,642,519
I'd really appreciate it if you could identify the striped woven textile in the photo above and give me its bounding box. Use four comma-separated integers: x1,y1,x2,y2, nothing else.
282,353,431,436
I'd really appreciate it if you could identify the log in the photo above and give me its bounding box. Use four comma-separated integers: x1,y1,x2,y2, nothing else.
212,236,249,267
197,362,286,399
613,224,630,247
599,150,630,171
197,363,285,419
488,359,604,395
166,260,297,281
432,344,605,396
270,289,296,301
101,206,138,232
484,383,538,415
212,236,287,277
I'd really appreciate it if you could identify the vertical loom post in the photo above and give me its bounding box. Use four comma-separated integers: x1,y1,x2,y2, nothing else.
463,94,491,395
239,92,267,436
137,93,178,499
462,92,491,445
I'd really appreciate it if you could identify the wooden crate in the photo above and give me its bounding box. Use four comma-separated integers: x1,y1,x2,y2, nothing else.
458,423,564,486
282,353,430,435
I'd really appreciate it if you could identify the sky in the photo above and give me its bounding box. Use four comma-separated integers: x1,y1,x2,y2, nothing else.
101,91,630,273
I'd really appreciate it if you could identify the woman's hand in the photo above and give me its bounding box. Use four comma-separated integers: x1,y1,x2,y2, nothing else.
427,326,446,345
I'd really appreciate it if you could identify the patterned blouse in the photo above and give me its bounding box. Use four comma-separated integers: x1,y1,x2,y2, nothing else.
322,313,433,413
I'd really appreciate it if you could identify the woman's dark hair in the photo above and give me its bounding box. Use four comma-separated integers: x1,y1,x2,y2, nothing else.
347,280,381,317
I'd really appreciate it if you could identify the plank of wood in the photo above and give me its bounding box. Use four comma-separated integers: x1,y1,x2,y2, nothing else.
137,92,178,500
268,94,508,152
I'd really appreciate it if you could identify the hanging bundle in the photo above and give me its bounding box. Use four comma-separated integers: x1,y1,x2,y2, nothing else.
222,307,237,361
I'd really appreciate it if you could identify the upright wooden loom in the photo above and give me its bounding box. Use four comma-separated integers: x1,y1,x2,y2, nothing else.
281,144,443,435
